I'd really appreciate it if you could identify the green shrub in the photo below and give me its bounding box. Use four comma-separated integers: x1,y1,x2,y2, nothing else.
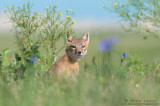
104,0,160,39
3,2,75,79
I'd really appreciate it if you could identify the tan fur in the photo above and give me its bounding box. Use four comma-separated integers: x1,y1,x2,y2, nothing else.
52,32,89,78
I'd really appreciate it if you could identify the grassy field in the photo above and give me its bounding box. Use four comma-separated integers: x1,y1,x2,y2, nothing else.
0,28,160,106
1,29,160,62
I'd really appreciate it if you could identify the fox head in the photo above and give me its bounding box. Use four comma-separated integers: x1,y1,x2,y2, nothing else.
66,32,89,62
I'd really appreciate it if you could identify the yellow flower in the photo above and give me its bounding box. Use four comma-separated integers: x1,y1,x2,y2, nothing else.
66,15,71,19
18,7,21,9
46,7,49,10
23,3,26,6
12,5,15,9
136,14,140,18
66,9,72,12
72,21,76,24
32,16,35,19
113,3,118,6
55,22,58,26
7,6,9,9
150,19,154,22
136,84,139,88
150,10,154,14
102,4,106,8
51,14,54,17
44,14,47,17
37,13,41,18
58,12,62,16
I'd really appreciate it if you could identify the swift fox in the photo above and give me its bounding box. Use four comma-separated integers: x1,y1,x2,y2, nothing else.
52,32,89,77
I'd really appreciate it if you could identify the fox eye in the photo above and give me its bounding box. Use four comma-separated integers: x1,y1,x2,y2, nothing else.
82,45,85,48
70,45,76,48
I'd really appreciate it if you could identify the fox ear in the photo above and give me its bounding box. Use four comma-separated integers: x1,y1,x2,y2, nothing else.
67,33,73,42
82,32,89,43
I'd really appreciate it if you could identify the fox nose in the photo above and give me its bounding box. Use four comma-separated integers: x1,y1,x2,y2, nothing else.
78,51,81,55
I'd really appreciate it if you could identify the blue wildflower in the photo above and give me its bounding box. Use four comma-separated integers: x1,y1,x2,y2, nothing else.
47,73,50,77
122,53,128,57
108,36,119,45
98,36,119,52
30,58,36,63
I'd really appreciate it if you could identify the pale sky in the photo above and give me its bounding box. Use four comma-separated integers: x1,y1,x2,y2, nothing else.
0,0,118,21
0,0,120,32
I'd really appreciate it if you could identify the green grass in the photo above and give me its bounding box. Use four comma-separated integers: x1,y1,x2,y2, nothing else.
0,29,160,106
